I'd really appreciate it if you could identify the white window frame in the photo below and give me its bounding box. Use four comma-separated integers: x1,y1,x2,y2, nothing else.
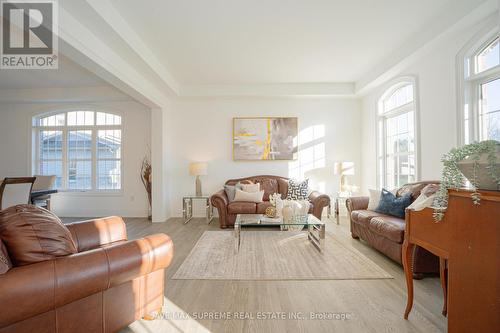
376,77,420,189
457,23,500,145
32,109,123,193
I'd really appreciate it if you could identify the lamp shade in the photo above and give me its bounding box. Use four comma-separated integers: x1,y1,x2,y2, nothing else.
333,162,355,176
189,162,208,176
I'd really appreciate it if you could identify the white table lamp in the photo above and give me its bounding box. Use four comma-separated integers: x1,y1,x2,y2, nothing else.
189,162,208,196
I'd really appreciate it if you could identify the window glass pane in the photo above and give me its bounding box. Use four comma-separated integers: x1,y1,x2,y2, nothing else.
67,111,94,126
38,114,65,127
97,130,121,159
39,130,63,160
39,161,63,188
476,38,499,73
98,160,121,190
382,84,413,112
96,112,121,126
67,161,92,190
479,78,500,141
68,130,92,159
68,130,92,190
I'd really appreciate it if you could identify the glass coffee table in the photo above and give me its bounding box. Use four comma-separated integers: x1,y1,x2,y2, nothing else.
234,214,325,254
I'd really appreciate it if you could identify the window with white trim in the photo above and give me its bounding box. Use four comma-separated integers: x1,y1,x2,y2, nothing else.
461,35,500,144
33,111,122,191
377,81,417,189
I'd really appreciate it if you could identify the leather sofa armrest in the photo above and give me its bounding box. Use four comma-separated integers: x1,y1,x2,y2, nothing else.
308,191,330,220
211,190,228,207
66,216,128,252
0,234,173,328
211,190,230,228
346,196,370,213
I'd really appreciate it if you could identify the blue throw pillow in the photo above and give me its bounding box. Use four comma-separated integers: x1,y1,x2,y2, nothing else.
375,189,412,218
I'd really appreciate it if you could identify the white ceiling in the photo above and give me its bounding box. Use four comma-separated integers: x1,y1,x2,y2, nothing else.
108,0,487,85
0,53,105,89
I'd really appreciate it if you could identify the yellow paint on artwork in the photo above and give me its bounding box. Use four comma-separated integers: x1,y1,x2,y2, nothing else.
236,132,254,137
261,118,272,159
255,140,263,146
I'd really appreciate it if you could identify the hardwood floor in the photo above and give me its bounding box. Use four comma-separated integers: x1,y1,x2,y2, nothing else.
66,216,447,333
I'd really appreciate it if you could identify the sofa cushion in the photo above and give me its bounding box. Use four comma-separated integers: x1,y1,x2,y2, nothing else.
397,182,433,201
0,205,77,266
277,178,289,199
257,202,272,214
351,210,389,227
0,239,12,274
228,202,257,214
256,178,278,201
368,215,406,243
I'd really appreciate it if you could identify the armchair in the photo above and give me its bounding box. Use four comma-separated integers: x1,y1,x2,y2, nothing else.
0,216,173,333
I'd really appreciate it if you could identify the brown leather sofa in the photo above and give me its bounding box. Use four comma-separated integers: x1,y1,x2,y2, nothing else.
211,175,330,229
346,181,439,278
0,216,174,333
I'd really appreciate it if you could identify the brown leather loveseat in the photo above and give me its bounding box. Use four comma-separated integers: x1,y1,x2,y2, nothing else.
0,214,173,333
346,181,439,278
211,175,330,228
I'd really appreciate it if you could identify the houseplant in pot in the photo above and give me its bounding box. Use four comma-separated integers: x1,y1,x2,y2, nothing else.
433,140,500,222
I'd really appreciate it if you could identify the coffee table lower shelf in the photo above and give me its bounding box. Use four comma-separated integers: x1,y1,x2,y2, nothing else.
233,214,326,254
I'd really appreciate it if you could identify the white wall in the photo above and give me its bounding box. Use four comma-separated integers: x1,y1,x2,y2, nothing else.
359,15,497,193
0,95,151,217
167,97,362,217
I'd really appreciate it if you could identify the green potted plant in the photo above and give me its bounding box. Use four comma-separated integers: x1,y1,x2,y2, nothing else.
433,140,500,221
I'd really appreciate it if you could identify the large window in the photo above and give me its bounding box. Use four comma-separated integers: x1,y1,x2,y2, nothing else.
461,35,500,144
33,111,122,191
377,81,417,189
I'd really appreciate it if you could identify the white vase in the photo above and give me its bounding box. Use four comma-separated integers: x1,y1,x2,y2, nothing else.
282,206,293,222
457,144,500,190
275,197,284,217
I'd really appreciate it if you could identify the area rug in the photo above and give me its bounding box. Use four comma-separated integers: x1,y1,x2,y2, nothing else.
172,231,393,280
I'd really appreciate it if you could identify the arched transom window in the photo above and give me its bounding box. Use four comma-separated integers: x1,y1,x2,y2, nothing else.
377,81,418,189
32,111,122,191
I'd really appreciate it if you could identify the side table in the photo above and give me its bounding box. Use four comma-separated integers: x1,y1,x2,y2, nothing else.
334,191,351,224
182,195,214,224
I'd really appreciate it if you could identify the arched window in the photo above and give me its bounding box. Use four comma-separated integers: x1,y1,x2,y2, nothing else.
460,33,500,144
33,110,122,191
377,80,418,189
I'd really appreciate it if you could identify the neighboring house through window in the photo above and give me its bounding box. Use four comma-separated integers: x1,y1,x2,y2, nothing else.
377,79,418,189
33,110,122,191
459,29,500,144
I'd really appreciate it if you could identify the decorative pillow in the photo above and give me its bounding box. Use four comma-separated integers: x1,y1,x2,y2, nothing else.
241,183,260,193
0,205,77,266
233,189,264,203
375,189,412,218
367,188,397,210
224,182,244,202
0,239,12,274
286,179,309,200
407,193,436,211
421,184,440,197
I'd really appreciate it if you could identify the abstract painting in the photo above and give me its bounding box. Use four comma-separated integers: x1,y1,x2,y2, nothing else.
233,117,298,160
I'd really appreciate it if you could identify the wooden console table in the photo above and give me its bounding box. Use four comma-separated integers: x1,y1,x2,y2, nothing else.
403,189,500,332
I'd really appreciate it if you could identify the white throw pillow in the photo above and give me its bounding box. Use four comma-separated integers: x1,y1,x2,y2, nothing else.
407,193,436,211
241,183,260,193
234,189,264,203
367,188,397,210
